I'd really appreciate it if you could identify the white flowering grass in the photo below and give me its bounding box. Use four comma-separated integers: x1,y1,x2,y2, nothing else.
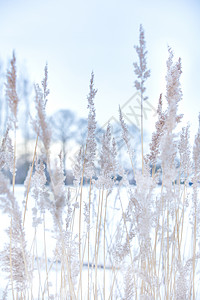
0,26,200,299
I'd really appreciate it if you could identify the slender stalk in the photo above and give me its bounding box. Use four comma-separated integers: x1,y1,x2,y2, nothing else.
43,214,49,299
103,192,108,300
55,258,58,300
141,92,144,174
35,234,42,299
192,209,197,300
166,201,169,300
179,180,187,249
88,178,92,300
10,217,15,300
108,267,118,300
10,128,17,300
58,220,76,299
19,234,30,294
119,196,138,299
95,187,104,299
12,129,17,194
76,233,88,299
78,145,87,300
23,135,38,227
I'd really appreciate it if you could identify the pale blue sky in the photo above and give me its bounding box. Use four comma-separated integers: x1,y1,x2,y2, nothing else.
0,0,200,140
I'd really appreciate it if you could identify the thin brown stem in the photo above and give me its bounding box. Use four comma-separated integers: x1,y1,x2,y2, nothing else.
88,178,92,300
23,135,38,227
141,93,144,174
10,217,15,300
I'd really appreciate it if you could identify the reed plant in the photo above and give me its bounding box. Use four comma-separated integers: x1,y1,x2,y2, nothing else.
0,26,200,300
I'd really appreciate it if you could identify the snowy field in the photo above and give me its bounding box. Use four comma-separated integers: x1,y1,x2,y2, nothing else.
0,184,124,299
0,184,199,299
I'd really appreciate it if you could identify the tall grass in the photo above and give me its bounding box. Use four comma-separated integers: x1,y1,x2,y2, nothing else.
0,28,200,300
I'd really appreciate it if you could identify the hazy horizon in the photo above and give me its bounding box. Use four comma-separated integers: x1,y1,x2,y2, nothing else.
0,0,200,142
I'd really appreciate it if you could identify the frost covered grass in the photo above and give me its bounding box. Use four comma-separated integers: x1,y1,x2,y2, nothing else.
0,26,200,299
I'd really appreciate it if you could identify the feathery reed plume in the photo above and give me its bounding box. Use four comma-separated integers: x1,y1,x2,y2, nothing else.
119,106,134,157
32,83,51,156
32,64,50,153
5,52,19,130
165,48,183,130
178,124,192,181
32,64,51,160
123,264,135,300
51,152,67,225
133,24,150,173
5,52,19,193
133,25,150,101
0,171,15,214
147,94,167,169
96,122,117,190
72,146,84,187
31,159,49,227
84,71,97,179
23,65,50,226
65,188,73,231
175,259,192,300
1,202,32,293
0,172,32,293
160,47,182,187
41,64,50,105
0,127,14,174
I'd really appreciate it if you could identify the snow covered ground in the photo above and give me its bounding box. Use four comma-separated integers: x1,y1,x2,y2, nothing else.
0,184,199,299
0,184,124,299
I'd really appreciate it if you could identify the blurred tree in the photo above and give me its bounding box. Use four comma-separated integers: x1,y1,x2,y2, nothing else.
75,117,88,145
19,78,32,154
50,109,76,175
